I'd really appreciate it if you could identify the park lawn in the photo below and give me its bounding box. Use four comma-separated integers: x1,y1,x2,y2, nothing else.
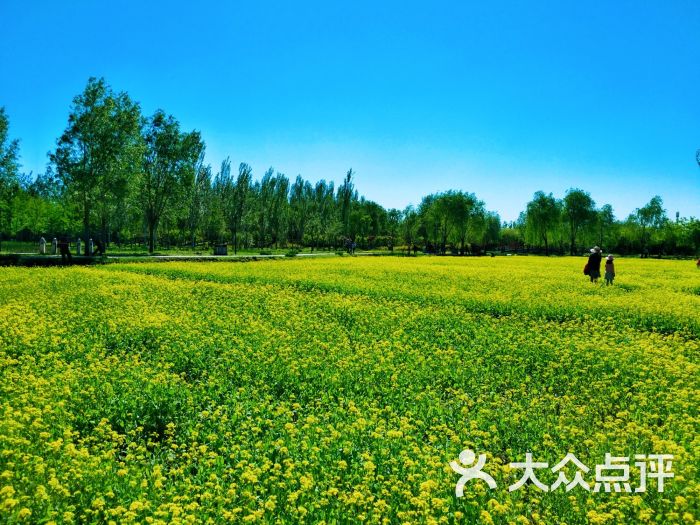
0,256,698,524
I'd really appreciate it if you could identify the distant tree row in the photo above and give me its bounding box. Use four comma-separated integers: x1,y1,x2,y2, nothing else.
507,190,699,256
1,78,698,256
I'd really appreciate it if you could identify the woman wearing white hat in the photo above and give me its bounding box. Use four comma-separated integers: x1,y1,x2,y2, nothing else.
587,246,602,283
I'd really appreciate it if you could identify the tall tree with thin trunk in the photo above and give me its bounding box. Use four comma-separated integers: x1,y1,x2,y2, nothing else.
401,205,418,251
187,163,211,248
338,169,354,238
0,107,21,252
217,159,252,253
434,194,453,253
231,163,252,253
51,78,143,247
636,196,666,255
269,173,289,248
597,204,615,248
140,110,205,253
289,175,313,246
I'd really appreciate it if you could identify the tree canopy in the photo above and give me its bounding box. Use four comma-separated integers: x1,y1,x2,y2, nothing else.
1,78,698,257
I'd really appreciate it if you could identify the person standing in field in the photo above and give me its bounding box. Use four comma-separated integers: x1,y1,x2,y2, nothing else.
58,237,72,264
605,255,615,285
94,238,105,256
587,246,602,283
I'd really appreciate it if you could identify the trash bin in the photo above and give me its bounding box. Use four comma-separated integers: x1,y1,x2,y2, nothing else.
214,244,228,256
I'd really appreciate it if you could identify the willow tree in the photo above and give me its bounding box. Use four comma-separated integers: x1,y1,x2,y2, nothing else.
563,188,596,255
448,191,483,255
525,191,561,255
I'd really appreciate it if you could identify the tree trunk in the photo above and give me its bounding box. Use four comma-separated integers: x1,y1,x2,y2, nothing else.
569,223,576,256
83,191,90,252
148,221,157,254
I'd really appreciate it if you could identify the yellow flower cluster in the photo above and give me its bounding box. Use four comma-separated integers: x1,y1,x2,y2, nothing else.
0,256,697,523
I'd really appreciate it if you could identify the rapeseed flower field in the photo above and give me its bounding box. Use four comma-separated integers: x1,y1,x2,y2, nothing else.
0,256,698,524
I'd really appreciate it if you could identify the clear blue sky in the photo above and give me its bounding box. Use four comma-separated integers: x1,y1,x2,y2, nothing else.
1,1,698,221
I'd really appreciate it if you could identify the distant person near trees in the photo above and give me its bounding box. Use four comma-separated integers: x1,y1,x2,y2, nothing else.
94,239,105,256
58,238,72,264
587,246,602,283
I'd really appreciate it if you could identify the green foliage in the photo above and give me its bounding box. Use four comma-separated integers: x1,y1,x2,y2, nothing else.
0,107,21,249
140,110,205,253
525,191,561,255
50,77,143,244
0,107,20,184
2,78,697,257
563,188,596,255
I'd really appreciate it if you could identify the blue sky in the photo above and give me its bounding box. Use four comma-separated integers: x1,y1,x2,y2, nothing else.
1,1,698,221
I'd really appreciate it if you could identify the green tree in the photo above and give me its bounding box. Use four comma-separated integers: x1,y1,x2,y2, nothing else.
289,175,312,246
252,169,289,248
386,208,401,251
596,204,615,249
401,205,419,251
636,196,666,255
0,107,21,251
525,191,561,255
419,196,437,249
305,180,336,250
447,191,483,254
480,211,502,250
270,173,290,248
51,78,143,247
338,169,355,238
140,110,205,253
231,163,252,253
217,160,252,253
563,188,596,255
187,163,211,248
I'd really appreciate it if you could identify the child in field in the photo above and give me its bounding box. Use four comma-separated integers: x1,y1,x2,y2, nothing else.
605,255,615,286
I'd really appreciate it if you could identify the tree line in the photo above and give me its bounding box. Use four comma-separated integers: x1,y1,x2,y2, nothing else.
1,78,698,256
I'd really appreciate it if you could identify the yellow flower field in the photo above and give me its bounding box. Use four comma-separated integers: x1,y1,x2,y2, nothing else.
0,256,698,524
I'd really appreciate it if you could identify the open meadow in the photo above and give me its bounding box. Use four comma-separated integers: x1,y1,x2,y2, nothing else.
0,256,698,524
